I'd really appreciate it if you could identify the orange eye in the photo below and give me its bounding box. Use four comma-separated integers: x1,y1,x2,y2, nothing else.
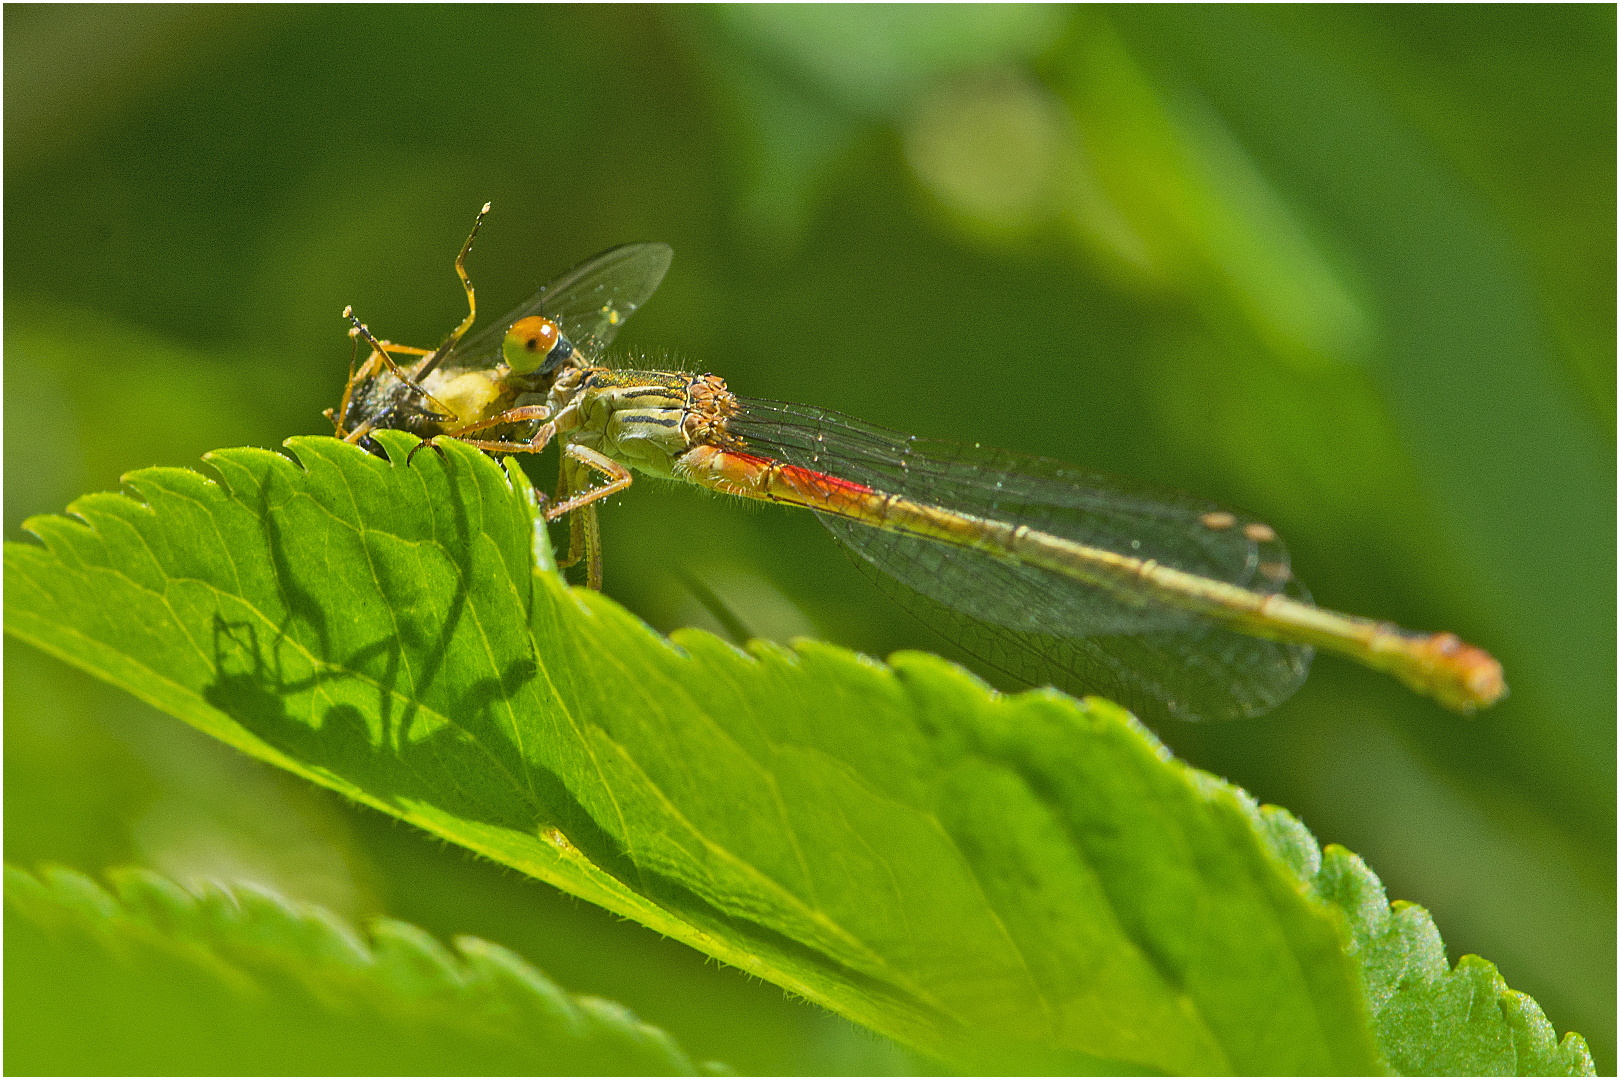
514,316,558,353
503,316,561,373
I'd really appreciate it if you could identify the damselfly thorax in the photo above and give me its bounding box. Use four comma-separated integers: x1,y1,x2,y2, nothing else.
546,366,740,482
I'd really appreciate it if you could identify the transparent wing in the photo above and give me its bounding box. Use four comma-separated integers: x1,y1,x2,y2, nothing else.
727,398,1314,722
442,242,673,372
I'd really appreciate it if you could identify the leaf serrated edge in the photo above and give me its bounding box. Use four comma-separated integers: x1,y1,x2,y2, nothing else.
1255,809,1595,1077
6,863,714,1076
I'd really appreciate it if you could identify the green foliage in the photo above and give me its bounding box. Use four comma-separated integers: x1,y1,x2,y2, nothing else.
4,434,1591,1074
1261,813,1594,1076
5,863,716,1075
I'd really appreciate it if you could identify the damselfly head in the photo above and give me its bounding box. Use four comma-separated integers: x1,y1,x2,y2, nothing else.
504,315,576,378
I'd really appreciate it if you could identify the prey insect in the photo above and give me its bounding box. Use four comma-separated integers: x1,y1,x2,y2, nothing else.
329,206,1506,723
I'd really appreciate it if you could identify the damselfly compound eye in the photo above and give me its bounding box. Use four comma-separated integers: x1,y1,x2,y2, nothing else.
504,316,562,373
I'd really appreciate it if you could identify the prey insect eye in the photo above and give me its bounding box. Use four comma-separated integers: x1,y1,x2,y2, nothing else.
504,316,562,373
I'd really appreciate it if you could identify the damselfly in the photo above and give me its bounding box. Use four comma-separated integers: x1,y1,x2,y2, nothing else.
330,207,1506,723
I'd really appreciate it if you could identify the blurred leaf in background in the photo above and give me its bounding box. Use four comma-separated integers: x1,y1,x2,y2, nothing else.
6,5,1612,1072
6,864,725,1076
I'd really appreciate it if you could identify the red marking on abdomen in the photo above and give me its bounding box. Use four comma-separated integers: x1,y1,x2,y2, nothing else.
774,460,875,497
680,445,877,508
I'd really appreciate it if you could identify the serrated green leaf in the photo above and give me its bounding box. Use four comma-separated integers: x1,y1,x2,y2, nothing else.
0,432,1583,1074
5,863,714,1075
1301,834,1593,1076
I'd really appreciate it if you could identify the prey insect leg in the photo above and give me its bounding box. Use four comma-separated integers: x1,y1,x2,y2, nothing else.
413,201,490,383
325,333,365,436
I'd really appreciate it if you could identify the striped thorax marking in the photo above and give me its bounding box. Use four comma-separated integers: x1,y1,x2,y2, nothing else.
552,367,739,480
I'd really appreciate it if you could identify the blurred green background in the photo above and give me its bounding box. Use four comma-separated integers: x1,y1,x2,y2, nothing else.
5,5,1613,1072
